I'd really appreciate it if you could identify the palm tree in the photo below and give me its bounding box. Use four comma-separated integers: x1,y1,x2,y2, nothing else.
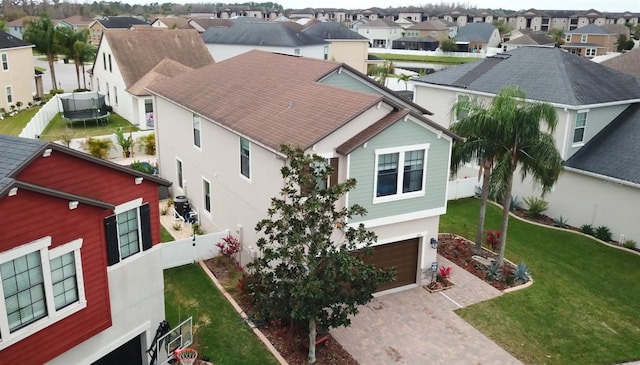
489,87,563,267
398,73,413,90
450,95,507,254
451,87,563,266
23,14,58,91
548,28,565,47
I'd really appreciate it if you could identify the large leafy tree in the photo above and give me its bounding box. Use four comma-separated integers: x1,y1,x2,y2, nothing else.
248,145,395,364
23,14,59,90
548,28,565,47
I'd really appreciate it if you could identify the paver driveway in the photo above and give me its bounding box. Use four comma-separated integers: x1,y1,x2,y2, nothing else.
330,256,523,364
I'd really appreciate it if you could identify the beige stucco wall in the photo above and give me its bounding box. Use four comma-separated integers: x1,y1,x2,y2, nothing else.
0,46,34,111
328,40,368,74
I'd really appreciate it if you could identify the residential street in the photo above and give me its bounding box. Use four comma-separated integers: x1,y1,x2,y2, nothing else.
33,56,93,94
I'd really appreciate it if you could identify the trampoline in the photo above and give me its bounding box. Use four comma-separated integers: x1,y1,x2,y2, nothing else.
60,91,110,127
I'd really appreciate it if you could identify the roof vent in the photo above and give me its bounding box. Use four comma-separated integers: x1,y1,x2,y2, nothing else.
43,148,52,157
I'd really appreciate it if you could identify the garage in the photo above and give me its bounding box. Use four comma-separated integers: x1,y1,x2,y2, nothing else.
361,238,420,292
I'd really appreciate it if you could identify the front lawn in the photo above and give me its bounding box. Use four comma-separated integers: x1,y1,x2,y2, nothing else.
442,198,640,365
370,52,479,64
164,264,279,365
0,107,42,136
39,112,137,141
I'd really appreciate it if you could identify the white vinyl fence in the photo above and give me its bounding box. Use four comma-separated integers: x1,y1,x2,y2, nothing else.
448,178,479,200
161,229,229,269
19,94,63,139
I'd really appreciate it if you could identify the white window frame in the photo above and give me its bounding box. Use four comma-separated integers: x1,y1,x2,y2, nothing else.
373,144,429,204
5,86,12,104
240,137,251,180
0,237,86,350
581,34,588,43
202,177,211,215
113,85,118,105
455,93,470,121
1,53,8,71
565,34,571,42
294,48,301,55
113,198,143,262
585,48,596,56
193,114,201,149
176,157,184,189
572,110,588,145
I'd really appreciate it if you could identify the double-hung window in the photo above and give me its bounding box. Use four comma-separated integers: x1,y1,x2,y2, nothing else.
176,158,184,189
108,54,112,72
203,178,211,214
1,53,8,71
585,48,596,56
455,94,469,121
104,199,153,266
0,237,85,348
581,34,588,43
374,144,428,203
193,114,201,148
573,111,588,144
5,86,12,104
240,137,250,179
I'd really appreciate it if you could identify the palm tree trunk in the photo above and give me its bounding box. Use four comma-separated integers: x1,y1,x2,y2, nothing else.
308,318,317,364
496,172,514,267
47,56,57,91
75,61,81,89
474,161,492,253
82,63,87,89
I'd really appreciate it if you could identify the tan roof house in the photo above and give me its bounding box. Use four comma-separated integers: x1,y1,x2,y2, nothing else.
62,15,95,31
151,17,193,29
91,28,214,128
0,30,35,112
405,20,450,42
146,50,459,293
562,24,617,58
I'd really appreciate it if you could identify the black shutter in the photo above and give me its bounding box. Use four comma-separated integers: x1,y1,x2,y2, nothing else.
140,203,153,251
104,215,120,266
329,158,339,188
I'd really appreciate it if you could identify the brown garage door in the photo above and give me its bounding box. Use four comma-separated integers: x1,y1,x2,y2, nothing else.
361,238,419,292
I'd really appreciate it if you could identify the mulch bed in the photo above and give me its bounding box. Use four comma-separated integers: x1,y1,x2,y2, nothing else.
203,258,358,365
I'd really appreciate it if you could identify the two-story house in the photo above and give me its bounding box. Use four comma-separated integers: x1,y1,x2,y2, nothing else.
150,16,193,29
91,28,214,129
0,134,171,364
562,24,617,58
146,50,460,293
88,16,149,46
0,31,35,112
357,18,403,48
412,46,640,243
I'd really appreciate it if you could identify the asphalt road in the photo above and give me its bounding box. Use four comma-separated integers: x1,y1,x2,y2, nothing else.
34,56,94,93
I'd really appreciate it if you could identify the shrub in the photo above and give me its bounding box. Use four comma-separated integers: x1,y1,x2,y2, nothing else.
216,235,242,263
523,196,548,217
129,161,156,175
438,266,452,280
485,230,501,251
514,262,529,282
580,224,594,236
114,127,134,158
172,222,183,231
86,137,113,159
167,197,174,207
510,195,521,211
594,225,612,242
16,101,23,111
137,133,156,155
160,206,168,215
49,88,64,95
486,262,501,281
553,216,568,228
623,240,637,250
192,223,205,235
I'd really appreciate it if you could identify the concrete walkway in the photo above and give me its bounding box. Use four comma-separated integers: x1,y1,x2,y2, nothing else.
330,255,523,364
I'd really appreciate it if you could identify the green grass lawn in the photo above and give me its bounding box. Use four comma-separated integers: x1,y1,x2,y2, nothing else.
442,199,640,365
161,226,174,243
39,112,138,141
164,264,279,365
370,52,479,64
0,107,42,136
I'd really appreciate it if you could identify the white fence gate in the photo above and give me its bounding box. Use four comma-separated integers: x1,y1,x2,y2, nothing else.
161,229,229,269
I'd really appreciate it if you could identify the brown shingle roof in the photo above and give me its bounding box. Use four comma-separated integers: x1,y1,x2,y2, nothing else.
188,18,233,32
63,15,95,26
154,17,192,29
337,109,410,154
127,58,193,96
408,20,448,31
148,50,384,152
602,48,640,77
103,29,214,88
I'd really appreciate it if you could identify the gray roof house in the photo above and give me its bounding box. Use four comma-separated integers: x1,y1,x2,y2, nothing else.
412,45,640,246
454,22,500,52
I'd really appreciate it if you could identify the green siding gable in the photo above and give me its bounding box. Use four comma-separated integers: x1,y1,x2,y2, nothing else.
348,117,451,223
320,71,384,96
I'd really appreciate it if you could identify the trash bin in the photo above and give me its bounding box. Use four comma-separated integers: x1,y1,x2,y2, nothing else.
174,195,188,218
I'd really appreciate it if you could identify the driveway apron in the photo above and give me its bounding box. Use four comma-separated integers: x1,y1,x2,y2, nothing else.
330,255,523,364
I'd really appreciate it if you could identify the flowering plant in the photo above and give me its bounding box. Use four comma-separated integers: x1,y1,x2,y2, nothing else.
216,235,241,263
438,266,452,280
485,230,501,251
